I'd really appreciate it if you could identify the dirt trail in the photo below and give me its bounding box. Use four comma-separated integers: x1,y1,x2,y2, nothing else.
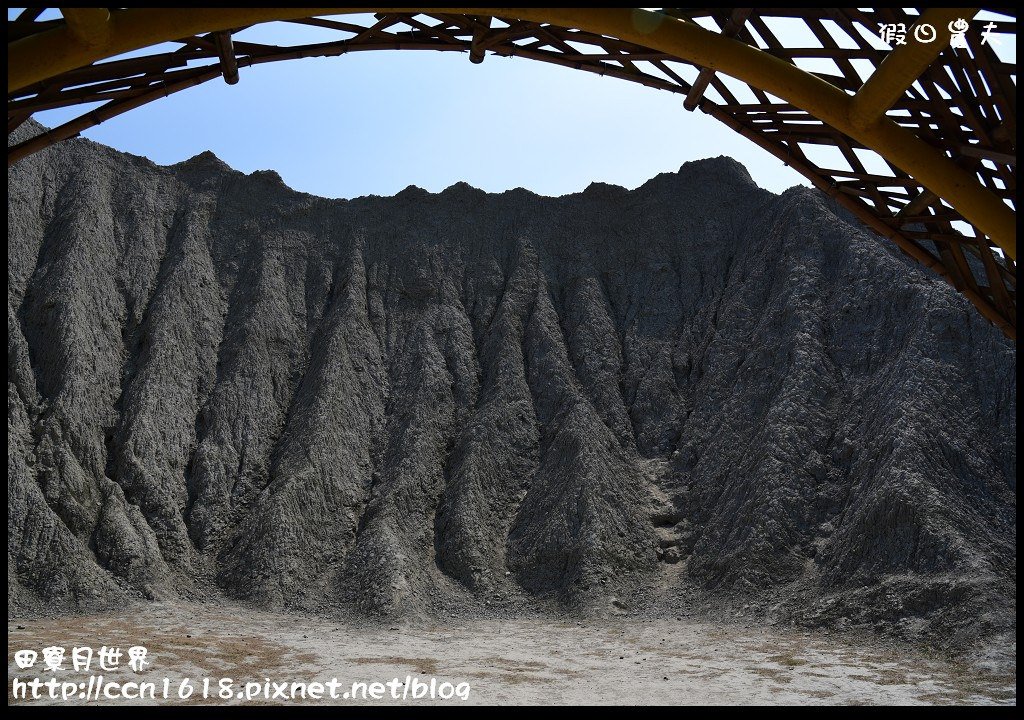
7,603,1015,705
642,458,688,601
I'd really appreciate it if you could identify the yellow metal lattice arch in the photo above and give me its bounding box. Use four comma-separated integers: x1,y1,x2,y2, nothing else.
7,8,1017,336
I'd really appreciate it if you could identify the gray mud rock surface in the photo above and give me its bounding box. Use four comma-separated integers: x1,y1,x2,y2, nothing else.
7,122,1015,659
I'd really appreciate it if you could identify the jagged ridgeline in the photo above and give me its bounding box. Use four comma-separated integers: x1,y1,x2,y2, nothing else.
8,121,1015,649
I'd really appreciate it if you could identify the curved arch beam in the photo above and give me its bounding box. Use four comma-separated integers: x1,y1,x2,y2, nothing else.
8,7,1015,260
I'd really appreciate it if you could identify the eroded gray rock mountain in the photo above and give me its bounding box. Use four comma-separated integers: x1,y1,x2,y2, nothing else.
8,122,1015,653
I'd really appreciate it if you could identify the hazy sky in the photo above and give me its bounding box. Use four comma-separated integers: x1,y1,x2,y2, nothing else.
13,10,1016,201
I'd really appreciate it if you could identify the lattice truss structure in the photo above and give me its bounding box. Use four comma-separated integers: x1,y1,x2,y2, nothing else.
7,8,1018,337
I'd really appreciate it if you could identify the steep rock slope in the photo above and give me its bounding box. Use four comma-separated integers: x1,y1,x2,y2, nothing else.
8,123,1015,649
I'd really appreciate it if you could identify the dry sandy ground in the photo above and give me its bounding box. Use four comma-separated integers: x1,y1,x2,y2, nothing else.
7,602,1015,706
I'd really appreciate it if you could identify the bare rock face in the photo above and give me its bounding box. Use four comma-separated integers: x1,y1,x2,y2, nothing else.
7,122,1015,651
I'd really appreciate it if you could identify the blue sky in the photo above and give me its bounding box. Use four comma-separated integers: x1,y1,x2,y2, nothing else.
12,10,1017,202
